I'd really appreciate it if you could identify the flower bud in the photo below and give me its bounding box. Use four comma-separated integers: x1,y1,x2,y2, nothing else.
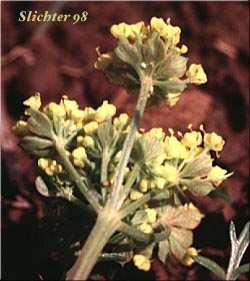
204,132,225,152
95,101,116,123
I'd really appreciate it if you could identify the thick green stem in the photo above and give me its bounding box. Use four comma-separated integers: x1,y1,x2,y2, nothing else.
66,207,121,280
108,78,152,210
55,138,102,214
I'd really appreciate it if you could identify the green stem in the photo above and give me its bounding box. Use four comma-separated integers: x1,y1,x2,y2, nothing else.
108,78,152,210
55,137,102,214
119,193,151,219
66,207,121,280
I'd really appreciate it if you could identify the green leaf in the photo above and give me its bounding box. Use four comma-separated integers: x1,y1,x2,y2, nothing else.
231,263,250,280
155,55,188,80
35,176,58,197
19,136,54,157
97,119,114,149
155,78,187,94
158,240,170,264
19,136,53,150
143,31,165,65
115,36,142,74
28,109,54,139
193,255,226,280
180,155,213,178
131,210,148,226
169,235,186,260
180,179,215,196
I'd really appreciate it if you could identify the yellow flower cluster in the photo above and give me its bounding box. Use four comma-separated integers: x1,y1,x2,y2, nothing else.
133,254,151,271
38,158,63,176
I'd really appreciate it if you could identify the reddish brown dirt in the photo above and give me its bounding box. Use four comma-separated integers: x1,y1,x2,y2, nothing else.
1,1,249,280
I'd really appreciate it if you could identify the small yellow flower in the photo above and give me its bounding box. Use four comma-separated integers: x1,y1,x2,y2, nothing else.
94,51,114,70
138,222,153,234
181,247,198,266
95,101,116,123
176,44,188,54
139,179,148,193
38,158,49,170
69,109,86,122
186,64,207,85
145,208,157,224
164,133,188,159
82,135,95,148
60,96,79,112
113,113,129,128
110,22,131,38
38,158,63,176
72,147,87,168
208,165,229,186
12,120,29,137
129,21,147,39
147,128,165,139
130,189,144,201
181,131,202,148
133,254,151,271
165,92,181,107
23,93,41,115
150,17,167,37
44,102,66,118
154,177,166,190
204,132,225,152
164,164,179,184
83,121,98,134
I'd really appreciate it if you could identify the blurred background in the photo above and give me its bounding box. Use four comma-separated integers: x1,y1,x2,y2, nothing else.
1,1,249,280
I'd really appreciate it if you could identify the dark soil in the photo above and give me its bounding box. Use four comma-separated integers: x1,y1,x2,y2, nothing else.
1,1,249,280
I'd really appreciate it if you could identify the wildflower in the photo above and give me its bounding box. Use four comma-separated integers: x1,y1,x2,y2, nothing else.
110,22,131,38
208,165,229,186
139,179,148,193
23,93,41,115
82,136,95,148
154,177,166,190
72,147,87,168
60,96,79,112
138,222,153,234
181,131,202,148
38,158,63,176
204,132,225,152
164,164,179,184
130,189,144,201
83,121,98,134
113,113,129,128
145,208,157,224
147,128,165,140
150,17,181,45
12,120,29,137
165,92,181,107
176,44,188,54
43,102,66,118
69,109,86,122
94,51,114,70
164,129,188,159
133,254,151,271
186,64,207,85
181,247,198,266
95,101,116,123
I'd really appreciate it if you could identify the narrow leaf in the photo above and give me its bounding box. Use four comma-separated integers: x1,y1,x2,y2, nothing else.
193,255,226,280
231,263,250,280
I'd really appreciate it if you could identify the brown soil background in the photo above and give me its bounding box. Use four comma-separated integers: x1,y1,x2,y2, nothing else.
1,1,249,280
